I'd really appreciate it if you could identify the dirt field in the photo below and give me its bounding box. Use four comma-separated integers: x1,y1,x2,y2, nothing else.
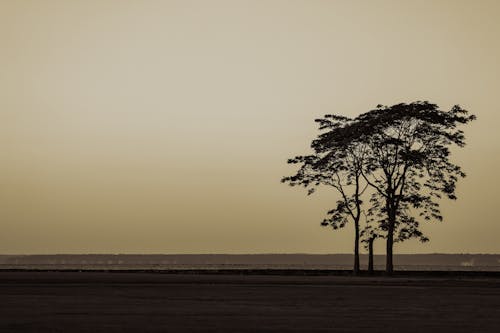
1,271,499,332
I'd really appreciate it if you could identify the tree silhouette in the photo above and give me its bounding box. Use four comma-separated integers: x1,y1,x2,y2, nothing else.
324,102,475,273
284,101,475,274
282,116,368,274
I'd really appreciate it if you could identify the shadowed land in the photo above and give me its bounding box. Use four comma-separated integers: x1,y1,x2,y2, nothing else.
1,271,499,332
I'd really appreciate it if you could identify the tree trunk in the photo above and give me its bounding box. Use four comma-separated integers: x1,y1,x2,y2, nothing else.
386,216,395,274
386,235,393,274
384,197,396,274
354,220,360,275
368,237,374,274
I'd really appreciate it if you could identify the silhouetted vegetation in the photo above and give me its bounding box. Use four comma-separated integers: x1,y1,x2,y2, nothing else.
283,101,476,273
282,116,368,274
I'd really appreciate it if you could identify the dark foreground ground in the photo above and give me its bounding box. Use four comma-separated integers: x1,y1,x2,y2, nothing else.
1,271,499,332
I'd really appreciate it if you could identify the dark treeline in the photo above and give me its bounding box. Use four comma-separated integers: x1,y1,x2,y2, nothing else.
1,254,499,268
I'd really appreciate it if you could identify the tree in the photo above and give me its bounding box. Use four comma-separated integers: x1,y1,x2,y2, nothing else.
285,101,475,274
282,116,368,274
348,102,475,273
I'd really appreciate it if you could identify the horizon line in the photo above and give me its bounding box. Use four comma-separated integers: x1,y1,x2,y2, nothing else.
2,252,499,256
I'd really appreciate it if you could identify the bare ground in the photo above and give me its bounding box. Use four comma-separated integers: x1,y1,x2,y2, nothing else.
0,271,499,332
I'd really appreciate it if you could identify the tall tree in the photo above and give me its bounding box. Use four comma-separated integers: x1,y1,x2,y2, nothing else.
285,102,475,274
282,116,368,274
349,102,476,273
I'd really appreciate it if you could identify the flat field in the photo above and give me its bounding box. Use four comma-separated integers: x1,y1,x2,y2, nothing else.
1,271,499,332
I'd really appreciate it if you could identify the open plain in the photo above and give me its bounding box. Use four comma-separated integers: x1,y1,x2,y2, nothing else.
0,271,499,332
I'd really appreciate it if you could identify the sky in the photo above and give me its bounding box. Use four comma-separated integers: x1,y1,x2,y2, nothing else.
1,0,499,254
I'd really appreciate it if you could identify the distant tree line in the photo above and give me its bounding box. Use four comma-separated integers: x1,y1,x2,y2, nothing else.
282,101,476,274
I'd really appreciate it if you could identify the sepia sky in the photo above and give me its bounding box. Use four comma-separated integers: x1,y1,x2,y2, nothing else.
1,0,499,254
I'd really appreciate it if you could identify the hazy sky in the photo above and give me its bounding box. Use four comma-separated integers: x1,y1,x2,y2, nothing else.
1,0,499,254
